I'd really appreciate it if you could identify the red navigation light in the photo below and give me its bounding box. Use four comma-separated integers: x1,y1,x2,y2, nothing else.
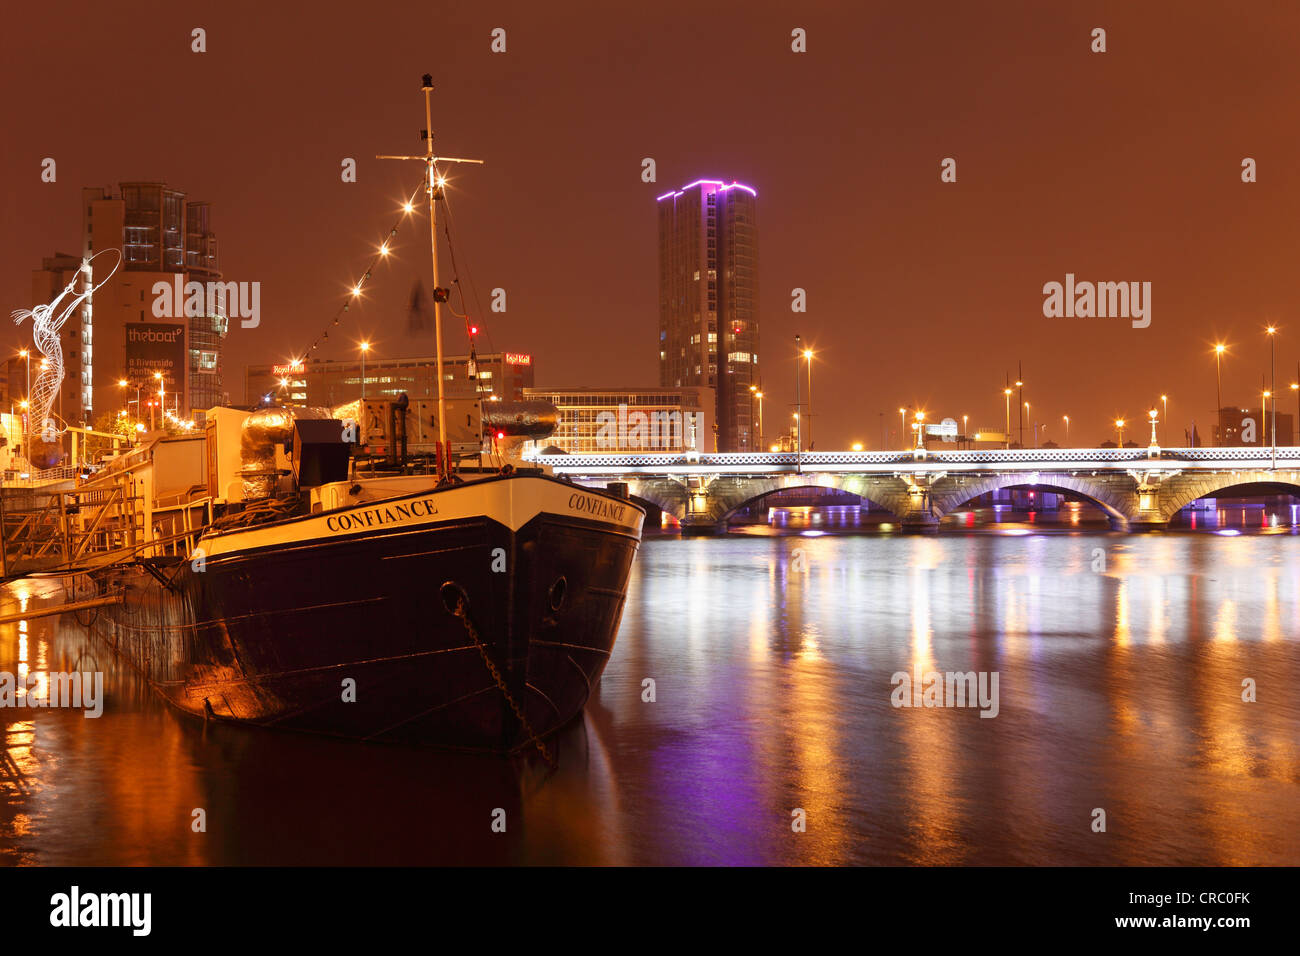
495,431,504,440
469,324,479,336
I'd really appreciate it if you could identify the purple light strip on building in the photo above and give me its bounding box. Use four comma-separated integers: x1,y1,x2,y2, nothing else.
658,179,758,201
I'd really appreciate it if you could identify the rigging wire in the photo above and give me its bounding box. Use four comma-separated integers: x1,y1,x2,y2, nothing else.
295,175,426,363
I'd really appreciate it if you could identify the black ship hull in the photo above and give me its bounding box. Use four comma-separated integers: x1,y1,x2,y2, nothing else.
82,474,644,753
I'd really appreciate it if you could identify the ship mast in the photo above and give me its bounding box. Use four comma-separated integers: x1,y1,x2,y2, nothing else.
378,74,483,475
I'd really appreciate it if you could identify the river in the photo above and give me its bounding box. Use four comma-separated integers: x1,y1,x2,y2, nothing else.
2,526,1297,865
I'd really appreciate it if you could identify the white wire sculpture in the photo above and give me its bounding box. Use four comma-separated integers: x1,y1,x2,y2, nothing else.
11,249,121,442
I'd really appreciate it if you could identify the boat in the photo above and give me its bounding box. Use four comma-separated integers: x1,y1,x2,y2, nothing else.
8,76,645,756
77,432,644,754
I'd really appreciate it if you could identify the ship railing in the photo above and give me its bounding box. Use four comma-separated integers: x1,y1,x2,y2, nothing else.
2,464,82,487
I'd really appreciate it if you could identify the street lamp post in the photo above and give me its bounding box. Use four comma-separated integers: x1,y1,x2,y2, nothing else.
1115,419,1125,447
802,348,814,449
1262,387,1271,452
899,407,906,450
1267,326,1277,467
793,335,803,470
755,388,764,450
1016,364,1025,448
962,414,968,448
153,372,164,432
914,410,926,450
360,341,370,407
1148,408,1159,448
748,384,757,451
1291,369,1299,446
1213,344,1226,446
1063,415,1070,446
1024,402,1031,447
1003,388,1012,449
18,348,30,459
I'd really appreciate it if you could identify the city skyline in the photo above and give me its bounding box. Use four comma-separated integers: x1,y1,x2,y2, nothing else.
5,2,1300,449
2,0,1298,912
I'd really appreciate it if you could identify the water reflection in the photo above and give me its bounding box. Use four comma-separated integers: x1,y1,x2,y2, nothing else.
2,533,1298,865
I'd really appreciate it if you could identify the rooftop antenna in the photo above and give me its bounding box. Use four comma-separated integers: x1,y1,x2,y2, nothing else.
377,74,483,475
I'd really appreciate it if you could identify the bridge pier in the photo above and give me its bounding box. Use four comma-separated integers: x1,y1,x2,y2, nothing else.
680,516,723,536
900,511,940,533
898,472,941,533
1126,515,1169,532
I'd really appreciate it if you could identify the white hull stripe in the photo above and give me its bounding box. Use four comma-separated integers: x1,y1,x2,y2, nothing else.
199,477,644,559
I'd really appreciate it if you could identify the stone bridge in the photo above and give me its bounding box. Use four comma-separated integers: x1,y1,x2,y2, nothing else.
529,447,1300,532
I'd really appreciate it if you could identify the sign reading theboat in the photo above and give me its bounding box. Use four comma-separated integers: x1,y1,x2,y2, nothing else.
325,497,439,533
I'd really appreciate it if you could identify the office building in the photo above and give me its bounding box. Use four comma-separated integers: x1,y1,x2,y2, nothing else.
83,182,227,420
245,350,536,407
1215,405,1295,446
657,179,759,451
522,385,714,454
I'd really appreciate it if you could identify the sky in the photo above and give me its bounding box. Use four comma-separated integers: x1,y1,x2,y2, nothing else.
4,0,1300,448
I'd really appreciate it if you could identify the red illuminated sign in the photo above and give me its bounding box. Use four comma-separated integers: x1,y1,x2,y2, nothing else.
272,362,305,375
504,352,532,366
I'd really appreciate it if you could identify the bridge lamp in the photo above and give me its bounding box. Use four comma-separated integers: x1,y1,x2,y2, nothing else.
1291,382,1300,446
1212,343,1228,444
1266,327,1278,455
1003,387,1013,450
851,442,864,452
1063,415,1070,446
801,349,814,447
1115,419,1125,446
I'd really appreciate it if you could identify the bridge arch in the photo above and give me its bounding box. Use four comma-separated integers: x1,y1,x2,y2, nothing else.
1155,471,1300,520
929,473,1133,526
620,476,690,519
706,473,913,523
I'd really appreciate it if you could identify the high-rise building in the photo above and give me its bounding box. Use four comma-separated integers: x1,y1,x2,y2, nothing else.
657,179,759,451
82,182,228,422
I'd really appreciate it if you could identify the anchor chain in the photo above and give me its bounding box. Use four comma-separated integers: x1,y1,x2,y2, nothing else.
452,596,556,771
